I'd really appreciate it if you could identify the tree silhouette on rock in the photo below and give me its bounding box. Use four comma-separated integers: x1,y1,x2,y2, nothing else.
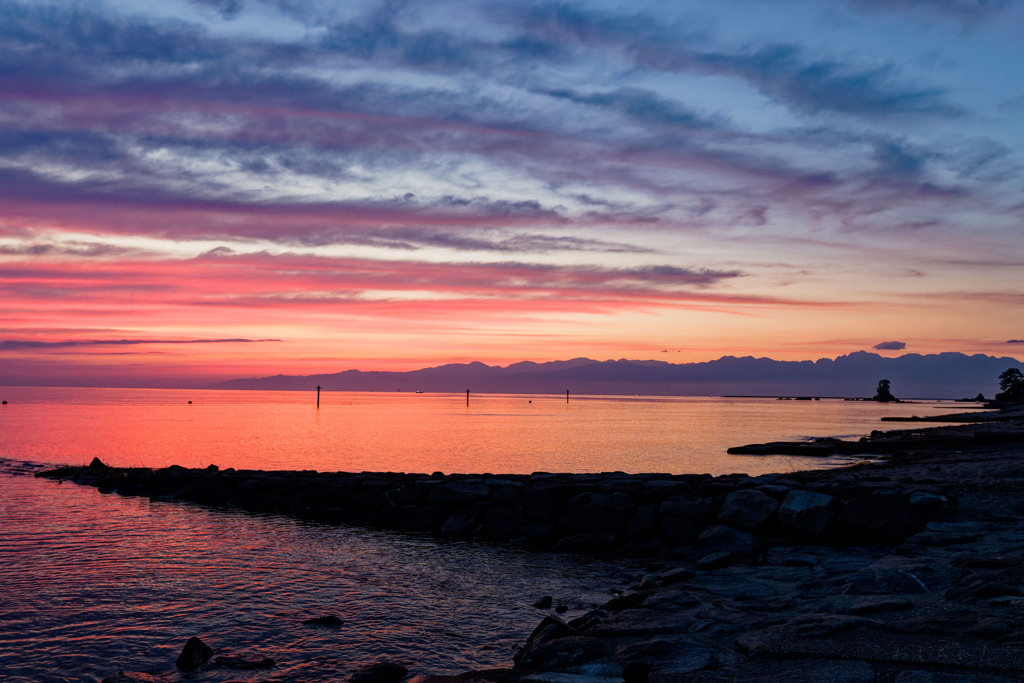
996,368,1024,403
872,379,899,402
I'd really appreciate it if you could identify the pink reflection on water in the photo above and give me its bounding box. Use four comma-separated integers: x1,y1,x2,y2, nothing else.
0,388,952,475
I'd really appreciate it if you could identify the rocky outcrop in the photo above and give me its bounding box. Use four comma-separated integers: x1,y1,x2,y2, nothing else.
37,461,951,562
174,636,213,671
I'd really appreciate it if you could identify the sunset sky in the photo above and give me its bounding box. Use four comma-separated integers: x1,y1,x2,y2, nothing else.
2,0,1023,387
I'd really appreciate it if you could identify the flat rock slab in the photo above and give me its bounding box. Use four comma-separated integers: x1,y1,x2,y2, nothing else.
738,629,1024,672
588,609,697,637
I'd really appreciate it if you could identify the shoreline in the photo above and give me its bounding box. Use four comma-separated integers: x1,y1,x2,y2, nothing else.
37,408,1024,682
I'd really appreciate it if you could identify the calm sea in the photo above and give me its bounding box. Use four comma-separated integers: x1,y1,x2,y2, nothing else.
0,388,971,682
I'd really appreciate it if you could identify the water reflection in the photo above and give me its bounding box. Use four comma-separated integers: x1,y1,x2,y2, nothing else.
0,467,634,682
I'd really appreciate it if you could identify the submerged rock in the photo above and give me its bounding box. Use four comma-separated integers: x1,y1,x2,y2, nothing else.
214,655,276,669
303,614,344,626
101,673,167,683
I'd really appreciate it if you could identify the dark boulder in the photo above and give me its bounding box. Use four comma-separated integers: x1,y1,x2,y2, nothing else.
514,635,610,671
348,661,409,683
303,615,344,626
839,491,929,541
514,616,574,666
481,504,524,540
214,655,275,669
428,481,489,505
558,491,635,536
551,533,617,556
778,490,840,538
658,495,713,523
716,489,779,530
624,505,658,543
440,506,482,536
698,525,757,556
101,673,165,683
175,636,213,671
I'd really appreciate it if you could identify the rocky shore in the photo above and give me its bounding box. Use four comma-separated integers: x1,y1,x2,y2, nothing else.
38,409,1024,682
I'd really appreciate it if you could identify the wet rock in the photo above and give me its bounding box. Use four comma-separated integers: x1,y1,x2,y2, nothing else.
659,495,713,524
689,573,779,601
441,506,482,536
818,595,914,614
589,609,697,637
522,484,567,521
428,481,489,505
946,576,1021,601
654,565,695,584
558,491,635,536
615,635,713,674
175,636,213,671
641,589,699,611
532,595,553,609
894,671,1020,683
303,615,344,626
514,635,610,671
698,525,757,556
695,551,732,570
620,538,666,559
717,489,779,530
625,504,658,542
214,655,276,669
842,567,929,595
660,516,698,545
348,661,409,683
550,533,616,556
481,504,523,540
487,481,525,507
513,616,574,666
909,521,982,547
909,491,947,516
622,661,651,683
101,673,167,683
839,491,927,541
733,659,875,683
778,489,839,538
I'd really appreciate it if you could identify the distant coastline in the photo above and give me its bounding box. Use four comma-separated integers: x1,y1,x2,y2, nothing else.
209,351,1024,400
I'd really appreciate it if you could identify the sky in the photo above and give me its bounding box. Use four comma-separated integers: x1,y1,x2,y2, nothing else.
1,0,1023,387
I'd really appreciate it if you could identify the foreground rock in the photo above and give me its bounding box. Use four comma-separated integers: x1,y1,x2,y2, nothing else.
37,424,1002,559
43,411,1024,681
174,636,213,671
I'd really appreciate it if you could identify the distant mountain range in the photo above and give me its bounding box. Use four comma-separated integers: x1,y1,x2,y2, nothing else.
210,351,1024,399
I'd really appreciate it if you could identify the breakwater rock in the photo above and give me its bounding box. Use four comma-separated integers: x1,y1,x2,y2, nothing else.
39,457,947,562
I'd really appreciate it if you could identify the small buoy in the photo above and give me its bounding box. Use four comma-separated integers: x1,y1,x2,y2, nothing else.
188,400,192,404
1,400,6,405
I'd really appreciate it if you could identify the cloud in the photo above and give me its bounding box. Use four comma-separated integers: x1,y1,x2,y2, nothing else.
504,5,963,119
0,338,281,350
874,341,907,350
843,0,1009,23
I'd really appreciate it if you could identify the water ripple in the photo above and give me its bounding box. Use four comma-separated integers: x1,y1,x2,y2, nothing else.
0,473,632,682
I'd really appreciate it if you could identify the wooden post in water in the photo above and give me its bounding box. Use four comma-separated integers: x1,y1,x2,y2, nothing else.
466,389,470,406
317,385,321,408
566,389,570,403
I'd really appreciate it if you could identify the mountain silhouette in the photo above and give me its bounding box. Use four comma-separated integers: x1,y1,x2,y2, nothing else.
209,352,1024,399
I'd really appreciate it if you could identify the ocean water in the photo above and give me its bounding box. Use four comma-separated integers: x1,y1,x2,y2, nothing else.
0,387,962,475
0,388,974,681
